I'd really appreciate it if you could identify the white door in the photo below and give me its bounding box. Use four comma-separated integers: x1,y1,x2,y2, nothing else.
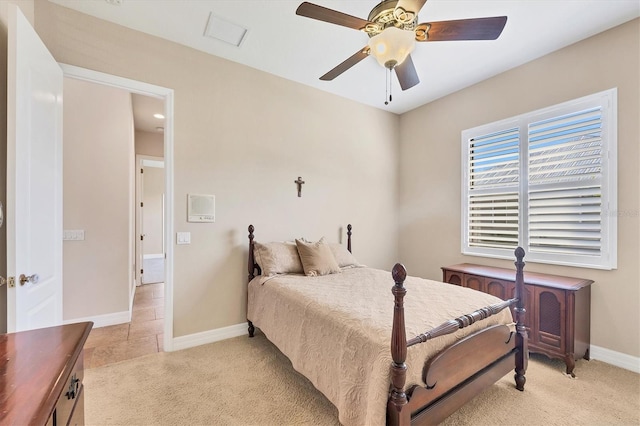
136,159,145,286
136,156,165,286
6,4,63,332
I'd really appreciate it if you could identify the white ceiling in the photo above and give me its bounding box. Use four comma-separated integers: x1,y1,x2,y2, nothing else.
131,93,165,133
50,0,639,115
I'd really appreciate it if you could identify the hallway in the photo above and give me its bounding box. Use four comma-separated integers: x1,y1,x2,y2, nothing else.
83,283,164,369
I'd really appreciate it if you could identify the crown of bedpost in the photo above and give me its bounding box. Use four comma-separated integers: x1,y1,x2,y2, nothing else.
392,263,407,284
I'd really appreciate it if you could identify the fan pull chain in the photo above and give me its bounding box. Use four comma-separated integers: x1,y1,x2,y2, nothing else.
385,67,393,105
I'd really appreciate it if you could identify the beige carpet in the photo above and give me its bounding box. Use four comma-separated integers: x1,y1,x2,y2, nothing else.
85,332,640,425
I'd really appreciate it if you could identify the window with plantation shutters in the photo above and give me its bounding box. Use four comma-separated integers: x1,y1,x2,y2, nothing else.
467,128,520,250
462,89,617,270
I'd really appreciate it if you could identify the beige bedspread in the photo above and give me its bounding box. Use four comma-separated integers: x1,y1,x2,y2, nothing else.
247,267,513,426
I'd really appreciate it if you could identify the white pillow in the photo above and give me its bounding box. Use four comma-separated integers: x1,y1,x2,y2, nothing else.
253,241,303,276
329,243,361,268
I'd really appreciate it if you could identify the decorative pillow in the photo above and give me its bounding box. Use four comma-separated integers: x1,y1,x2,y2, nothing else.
253,241,304,276
295,237,341,277
329,243,361,268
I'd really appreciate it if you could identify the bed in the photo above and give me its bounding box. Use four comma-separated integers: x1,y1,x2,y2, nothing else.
246,224,527,425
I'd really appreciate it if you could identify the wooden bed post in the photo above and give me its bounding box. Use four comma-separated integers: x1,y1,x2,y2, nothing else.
247,225,255,338
514,246,528,391
347,224,352,253
388,263,410,426
248,225,256,281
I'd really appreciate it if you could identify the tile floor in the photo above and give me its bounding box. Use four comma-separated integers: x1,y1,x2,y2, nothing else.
84,282,164,369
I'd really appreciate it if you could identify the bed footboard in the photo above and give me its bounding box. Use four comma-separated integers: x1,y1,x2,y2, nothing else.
388,248,528,426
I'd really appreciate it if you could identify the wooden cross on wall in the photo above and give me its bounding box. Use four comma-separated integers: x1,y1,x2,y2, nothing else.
294,176,305,197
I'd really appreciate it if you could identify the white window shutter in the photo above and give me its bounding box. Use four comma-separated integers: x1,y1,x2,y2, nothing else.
467,128,519,250
527,107,603,257
462,89,616,269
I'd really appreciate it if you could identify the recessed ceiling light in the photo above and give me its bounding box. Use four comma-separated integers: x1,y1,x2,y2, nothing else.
204,12,248,47
153,113,165,119
156,126,164,132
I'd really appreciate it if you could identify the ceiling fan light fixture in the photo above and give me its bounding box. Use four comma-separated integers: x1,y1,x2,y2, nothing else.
415,24,429,42
367,26,415,69
393,7,414,24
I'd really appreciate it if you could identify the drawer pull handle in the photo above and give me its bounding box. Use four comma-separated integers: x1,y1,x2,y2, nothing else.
66,374,79,400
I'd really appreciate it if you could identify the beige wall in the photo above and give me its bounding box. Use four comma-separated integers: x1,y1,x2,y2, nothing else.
33,1,638,358
143,165,164,256
399,19,640,358
135,130,163,157
35,1,400,337
0,0,34,333
63,77,134,319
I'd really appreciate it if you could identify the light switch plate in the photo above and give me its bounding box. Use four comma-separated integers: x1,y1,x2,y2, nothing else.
176,232,191,245
63,230,85,241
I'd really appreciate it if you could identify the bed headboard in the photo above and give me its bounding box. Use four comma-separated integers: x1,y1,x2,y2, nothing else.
247,224,353,282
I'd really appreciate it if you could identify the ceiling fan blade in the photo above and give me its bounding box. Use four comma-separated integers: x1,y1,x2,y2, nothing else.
296,2,372,31
396,0,428,14
395,55,420,90
320,47,370,81
417,16,508,41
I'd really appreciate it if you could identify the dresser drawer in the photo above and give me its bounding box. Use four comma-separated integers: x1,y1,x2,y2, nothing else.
0,322,92,425
54,349,85,425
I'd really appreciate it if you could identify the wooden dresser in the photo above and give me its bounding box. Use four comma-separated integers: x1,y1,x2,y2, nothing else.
442,263,593,376
0,322,93,425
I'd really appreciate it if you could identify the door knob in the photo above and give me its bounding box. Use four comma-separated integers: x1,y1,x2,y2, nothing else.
19,273,39,286
0,276,5,287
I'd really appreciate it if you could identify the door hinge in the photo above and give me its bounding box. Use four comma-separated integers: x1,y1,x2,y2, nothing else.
140,168,144,174
140,235,144,241
140,202,144,207
140,269,144,274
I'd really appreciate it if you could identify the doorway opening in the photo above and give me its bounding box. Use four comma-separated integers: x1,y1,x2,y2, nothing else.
61,64,174,356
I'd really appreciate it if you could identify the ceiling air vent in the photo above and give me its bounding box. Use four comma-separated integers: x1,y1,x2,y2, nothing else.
105,0,122,5
204,12,248,47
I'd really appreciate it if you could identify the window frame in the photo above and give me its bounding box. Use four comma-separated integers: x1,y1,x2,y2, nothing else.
461,88,617,270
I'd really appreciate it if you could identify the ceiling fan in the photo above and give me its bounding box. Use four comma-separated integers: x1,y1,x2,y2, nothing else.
296,0,507,94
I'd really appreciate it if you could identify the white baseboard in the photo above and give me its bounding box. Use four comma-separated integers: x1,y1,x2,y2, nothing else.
590,345,640,373
171,322,247,351
144,253,164,259
63,310,131,329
